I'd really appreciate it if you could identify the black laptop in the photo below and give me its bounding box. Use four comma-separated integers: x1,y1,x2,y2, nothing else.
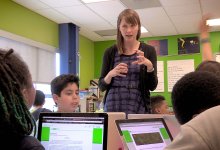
38,112,108,150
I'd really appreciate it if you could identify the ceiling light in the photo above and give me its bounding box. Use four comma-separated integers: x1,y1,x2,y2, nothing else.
81,0,109,3
207,18,220,26
141,26,148,33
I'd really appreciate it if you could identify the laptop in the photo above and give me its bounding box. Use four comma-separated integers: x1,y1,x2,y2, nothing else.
107,112,126,150
128,114,180,138
38,113,108,150
115,118,173,150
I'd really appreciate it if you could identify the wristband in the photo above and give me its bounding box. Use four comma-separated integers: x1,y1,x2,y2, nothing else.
147,67,154,72
200,38,210,44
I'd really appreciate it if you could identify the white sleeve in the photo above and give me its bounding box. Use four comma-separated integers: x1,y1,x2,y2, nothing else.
164,124,209,150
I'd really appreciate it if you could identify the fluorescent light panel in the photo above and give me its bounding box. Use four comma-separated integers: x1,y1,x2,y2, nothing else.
81,0,109,3
207,18,220,26
141,26,148,33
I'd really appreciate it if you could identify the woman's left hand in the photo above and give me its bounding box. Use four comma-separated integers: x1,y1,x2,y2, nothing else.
132,50,153,70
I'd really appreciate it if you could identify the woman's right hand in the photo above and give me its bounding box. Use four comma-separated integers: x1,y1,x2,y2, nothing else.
109,63,128,77
104,63,128,84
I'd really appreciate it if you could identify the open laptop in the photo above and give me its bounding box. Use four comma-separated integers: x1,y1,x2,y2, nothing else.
38,113,108,150
107,112,126,150
115,118,173,150
128,114,180,138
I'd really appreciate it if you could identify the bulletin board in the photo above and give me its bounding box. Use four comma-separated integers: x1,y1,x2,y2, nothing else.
151,53,202,106
215,53,220,62
167,59,194,92
153,61,164,92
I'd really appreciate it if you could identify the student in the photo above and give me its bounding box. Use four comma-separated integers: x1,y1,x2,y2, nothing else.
171,71,220,125
150,95,170,114
50,74,80,112
0,49,44,149
165,105,220,150
98,8,158,114
196,60,220,75
31,90,52,121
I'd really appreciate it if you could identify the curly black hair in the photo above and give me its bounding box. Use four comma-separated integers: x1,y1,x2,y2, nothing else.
196,60,220,75
0,49,35,136
33,90,45,106
150,95,166,113
172,71,220,124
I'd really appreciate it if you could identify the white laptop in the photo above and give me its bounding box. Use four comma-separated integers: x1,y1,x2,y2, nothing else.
107,112,126,150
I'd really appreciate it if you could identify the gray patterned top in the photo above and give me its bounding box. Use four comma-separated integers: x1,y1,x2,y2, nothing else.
104,51,145,114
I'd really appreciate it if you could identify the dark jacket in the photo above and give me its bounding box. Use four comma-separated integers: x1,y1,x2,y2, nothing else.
3,135,45,150
98,42,158,112
32,108,52,121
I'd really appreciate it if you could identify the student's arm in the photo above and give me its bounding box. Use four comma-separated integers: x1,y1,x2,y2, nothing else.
199,15,214,61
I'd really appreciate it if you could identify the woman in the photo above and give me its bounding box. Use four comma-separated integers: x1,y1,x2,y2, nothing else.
0,49,44,149
99,9,158,114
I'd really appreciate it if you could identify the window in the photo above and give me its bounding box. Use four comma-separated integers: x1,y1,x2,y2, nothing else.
33,53,60,111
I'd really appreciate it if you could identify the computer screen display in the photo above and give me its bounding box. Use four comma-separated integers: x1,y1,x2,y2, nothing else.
38,113,108,150
116,118,172,150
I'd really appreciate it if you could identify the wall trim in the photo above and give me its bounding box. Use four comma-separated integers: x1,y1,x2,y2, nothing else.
0,29,57,52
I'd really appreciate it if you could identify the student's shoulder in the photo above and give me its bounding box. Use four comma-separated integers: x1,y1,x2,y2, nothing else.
188,105,220,126
41,108,52,113
18,136,45,150
183,106,220,148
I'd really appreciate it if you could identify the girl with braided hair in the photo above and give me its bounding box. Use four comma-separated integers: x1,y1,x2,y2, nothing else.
0,49,44,149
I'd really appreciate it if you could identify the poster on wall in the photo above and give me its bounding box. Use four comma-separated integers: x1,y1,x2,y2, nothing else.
167,59,194,92
215,53,220,62
152,61,164,92
178,36,200,54
147,39,168,56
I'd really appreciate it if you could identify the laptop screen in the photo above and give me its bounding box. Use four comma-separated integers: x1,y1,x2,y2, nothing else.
115,118,173,150
128,114,180,138
38,113,108,150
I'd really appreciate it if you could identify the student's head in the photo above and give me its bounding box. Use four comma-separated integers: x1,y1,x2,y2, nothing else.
33,90,45,107
172,71,220,125
117,8,141,54
0,49,35,135
151,95,170,114
196,60,220,75
51,74,80,112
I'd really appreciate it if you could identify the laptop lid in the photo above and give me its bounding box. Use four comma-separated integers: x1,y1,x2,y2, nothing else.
115,118,173,150
38,112,108,150
128,114,180,138
107,112,126,150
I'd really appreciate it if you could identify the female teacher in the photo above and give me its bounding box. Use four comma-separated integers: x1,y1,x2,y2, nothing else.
99,9,158,114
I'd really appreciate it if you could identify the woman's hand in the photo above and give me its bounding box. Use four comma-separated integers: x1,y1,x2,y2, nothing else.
104,63,128,84
109,63,128,77
132,50,153,71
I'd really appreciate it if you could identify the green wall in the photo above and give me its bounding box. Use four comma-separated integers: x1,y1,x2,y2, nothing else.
94,40,116,78
2,0,220,92
94,32,220,106
79,35,94,89
0,0,95,88
0,0,58,47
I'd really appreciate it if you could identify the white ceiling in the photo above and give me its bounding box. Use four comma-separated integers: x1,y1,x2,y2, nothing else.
13,0,220,42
